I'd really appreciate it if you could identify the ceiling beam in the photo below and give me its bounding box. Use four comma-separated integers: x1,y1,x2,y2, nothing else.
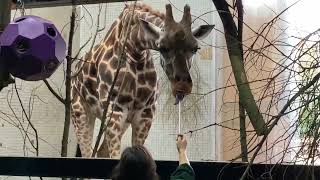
22,0,135,9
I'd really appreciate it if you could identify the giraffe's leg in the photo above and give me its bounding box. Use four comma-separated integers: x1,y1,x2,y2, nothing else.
71,100,95,158
131,105,155,146
98,104,128,158
97,121,129,158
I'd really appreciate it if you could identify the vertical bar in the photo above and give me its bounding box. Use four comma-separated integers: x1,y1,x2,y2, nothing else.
0,0,14,92
0,0,12,31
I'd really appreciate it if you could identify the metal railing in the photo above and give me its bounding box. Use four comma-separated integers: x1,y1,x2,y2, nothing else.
0,156,319,179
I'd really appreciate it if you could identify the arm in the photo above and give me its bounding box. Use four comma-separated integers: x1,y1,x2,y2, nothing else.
177,135,189,165
170,134,195,180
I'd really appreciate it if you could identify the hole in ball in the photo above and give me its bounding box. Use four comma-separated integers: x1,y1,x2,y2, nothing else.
47,27,56,37
15,18,26,23
16,41,29,53
45,60,58,72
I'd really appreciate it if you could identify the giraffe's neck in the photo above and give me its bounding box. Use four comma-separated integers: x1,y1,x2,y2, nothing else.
108,4,165,63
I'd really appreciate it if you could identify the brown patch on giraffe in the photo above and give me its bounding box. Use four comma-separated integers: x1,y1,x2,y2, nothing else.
137,87,152,102
86,96,97,105
116,144,120,150
71,88,79,104
100,67,113,85
145,71,157,87
89,65,97,77
112,103,122,112
136,63,144,71
138,133,144,139
141,108,152,118
108,57,118,70
99,84,108,98
84,51,92,61
138,74,146,84
107,121,113,128
112,113,122,121
93,46,103,60
104,48,113,61
77,73,83,83
107,131,115,139
109,88,118,101
113,122,121,132
145,60,154,69
151,104,156,113
73,104,80,109
81,86,88,99
111,138,118,146
142,121,152,133
96,49,106,63
125,74,136,92
128,64,136,74
74,111,81,118
126,43,145,61
84,79,97,96
82,63,89,74
118,95,133,104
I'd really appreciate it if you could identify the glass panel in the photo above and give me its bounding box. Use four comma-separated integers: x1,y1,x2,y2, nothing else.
2,0,217,161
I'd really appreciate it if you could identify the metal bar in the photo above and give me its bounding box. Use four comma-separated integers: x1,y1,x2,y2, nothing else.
0,156,319,179
22,0,135,9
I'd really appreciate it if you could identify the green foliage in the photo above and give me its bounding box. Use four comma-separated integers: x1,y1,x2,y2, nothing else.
299,97,320,137
298,68,320,138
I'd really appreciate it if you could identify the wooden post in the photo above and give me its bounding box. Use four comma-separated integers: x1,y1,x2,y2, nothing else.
0,0,15,91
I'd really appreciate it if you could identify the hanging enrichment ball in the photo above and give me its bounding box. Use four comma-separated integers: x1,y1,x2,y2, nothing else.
0,15,66,81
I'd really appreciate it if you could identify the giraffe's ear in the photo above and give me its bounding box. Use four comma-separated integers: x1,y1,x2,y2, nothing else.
192,25,215,40
139,18,161,40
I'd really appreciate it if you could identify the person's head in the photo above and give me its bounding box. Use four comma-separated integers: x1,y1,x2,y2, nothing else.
111,145,159,180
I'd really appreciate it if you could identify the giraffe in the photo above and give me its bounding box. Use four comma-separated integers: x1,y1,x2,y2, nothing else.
71,2,214,158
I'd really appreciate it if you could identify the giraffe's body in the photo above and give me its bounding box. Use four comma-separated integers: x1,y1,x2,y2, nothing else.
71,3,214,158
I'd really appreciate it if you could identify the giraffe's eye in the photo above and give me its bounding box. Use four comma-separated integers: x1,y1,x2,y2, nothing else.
159,46,170,54
191,47,200,54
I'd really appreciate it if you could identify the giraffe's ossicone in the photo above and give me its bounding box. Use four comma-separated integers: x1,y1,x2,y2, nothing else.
71,3,214,158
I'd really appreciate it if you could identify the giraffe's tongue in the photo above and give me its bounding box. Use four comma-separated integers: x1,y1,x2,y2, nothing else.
174,92,185,105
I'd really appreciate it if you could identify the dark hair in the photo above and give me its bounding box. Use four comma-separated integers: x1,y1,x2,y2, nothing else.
111,145,159,180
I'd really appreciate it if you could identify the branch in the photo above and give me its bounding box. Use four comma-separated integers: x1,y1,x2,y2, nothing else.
240,71,320,180
14,83,40,156
61,0,76,157
212,0,267,136
43,80,65,105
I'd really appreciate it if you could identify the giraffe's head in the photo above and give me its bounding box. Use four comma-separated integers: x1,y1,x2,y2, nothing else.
139,4,214,102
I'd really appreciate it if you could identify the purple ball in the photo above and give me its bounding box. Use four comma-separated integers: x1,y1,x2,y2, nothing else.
0,15,66,81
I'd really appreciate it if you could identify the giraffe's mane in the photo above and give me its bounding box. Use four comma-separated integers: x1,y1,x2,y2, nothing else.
124,2,165,20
